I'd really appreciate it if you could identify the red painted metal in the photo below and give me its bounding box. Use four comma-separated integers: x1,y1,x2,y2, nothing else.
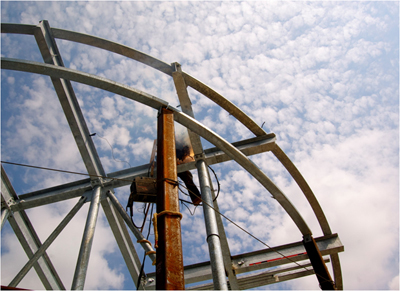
155,108,185,290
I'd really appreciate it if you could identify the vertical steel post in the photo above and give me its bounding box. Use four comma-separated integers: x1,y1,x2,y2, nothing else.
156,108,185,290
197,159,228,290
71,186,102,290
303,234,336,290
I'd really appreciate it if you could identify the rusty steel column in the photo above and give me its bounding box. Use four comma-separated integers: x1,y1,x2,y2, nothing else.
156,108,185,290
303,234,336,290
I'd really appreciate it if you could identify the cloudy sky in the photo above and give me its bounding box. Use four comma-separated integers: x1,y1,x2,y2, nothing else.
1,1,399,290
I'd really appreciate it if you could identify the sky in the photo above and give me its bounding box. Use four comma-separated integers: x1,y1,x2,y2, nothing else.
1,1,399,290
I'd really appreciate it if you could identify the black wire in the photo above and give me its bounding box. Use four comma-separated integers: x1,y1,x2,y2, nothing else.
2,159,324,282
137,204,154,290
1,160,134,183
207,165,220,202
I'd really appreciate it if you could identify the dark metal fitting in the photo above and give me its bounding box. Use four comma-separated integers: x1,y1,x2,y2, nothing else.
194,153,205,161
90,177,104,188
303,234,313,243
206,233,220,242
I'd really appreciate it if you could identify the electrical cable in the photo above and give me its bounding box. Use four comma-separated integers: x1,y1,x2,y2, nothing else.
207,165,220,201
2,160,331,285
92,133,132,168
137,203,154,290
1,160,134,183
178,178,320,277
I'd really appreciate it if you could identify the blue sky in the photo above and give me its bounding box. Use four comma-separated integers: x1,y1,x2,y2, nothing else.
1,1,399,290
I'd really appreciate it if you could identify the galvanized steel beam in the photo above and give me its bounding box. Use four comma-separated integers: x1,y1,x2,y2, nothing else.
100,196,143,288
187,260,330,290
34,20,105,179
173,62,233,290
9,196,86,287
106,190,156,263
1,166,65,290
2,23,265,137
71,186,102,290
1,58,311,236
12,135,275,212
144,234,343,289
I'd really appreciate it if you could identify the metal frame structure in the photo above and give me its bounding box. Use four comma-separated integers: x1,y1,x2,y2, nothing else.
1,21,343,290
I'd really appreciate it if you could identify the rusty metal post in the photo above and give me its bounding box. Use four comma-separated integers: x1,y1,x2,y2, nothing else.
156,108,185,290
303,234,336,290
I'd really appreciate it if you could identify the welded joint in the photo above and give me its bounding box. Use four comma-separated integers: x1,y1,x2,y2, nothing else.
172,62,182,72
90,177,104,188
82,191,95,202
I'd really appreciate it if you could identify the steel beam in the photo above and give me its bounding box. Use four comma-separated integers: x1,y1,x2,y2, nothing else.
186,260,330,290
145,234,343,289
1,195,10,230
105,191,156,262
1,58,311,235
156,108,185,290
2,23,266,137
12,135,275,212
71,186,102,290
34,20,105,179
303,234,336,290
197,159,228,290
173,62,233,290
9,196,86,287
100,196,143,288
1,166,65,290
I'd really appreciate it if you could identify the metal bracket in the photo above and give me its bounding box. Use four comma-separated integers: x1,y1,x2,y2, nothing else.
90,177,104,188
194,153,205,161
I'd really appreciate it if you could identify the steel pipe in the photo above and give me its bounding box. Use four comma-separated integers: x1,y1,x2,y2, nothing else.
1,207,10,230
71,186,101,290
197,159,228,290
106,190,156,263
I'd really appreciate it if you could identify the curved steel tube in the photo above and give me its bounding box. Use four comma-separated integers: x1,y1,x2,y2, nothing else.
1,57,311,236
1,23,266,138
1,22,343,285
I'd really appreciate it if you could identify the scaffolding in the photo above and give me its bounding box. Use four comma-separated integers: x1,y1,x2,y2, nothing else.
1,21,343,290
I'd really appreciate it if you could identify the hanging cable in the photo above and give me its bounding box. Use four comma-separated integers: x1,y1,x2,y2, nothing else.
92,133,132,168
137,203,154,290
207,165,220,202
1,160,133,183
2,160,328,283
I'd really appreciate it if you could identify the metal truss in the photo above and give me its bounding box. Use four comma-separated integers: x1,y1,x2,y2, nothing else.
1,21,343,290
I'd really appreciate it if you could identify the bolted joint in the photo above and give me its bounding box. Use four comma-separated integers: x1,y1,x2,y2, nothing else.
194,153,205,161
90,177,104,188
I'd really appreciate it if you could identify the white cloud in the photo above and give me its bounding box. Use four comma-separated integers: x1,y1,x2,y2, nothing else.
1,1,398,290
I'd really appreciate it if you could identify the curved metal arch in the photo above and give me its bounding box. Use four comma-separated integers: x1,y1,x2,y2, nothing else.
1,22,331,238
1,23,266,137
1,57,311,236
1,22,343,286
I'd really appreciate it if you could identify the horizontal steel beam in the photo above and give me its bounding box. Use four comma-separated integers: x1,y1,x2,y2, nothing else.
144,234,343,288
9,135,275,211
187,259,330,290
1,58,311,235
